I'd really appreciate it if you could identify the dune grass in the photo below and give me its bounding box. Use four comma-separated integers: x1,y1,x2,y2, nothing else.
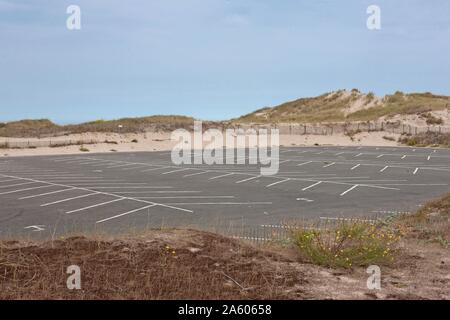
291,222,400,268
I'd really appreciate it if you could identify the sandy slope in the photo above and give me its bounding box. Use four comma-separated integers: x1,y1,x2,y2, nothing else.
0,131,400,157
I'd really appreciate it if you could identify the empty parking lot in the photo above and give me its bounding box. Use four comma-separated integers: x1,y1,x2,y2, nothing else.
0,145,449,239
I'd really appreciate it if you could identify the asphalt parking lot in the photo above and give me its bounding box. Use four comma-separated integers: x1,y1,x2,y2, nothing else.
1,146,449,239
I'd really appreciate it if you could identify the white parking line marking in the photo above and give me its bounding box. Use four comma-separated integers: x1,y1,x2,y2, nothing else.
0,172,191,215
40,193,100,207
235,175,261,184
0,179,22,183
0,185,53,195
113,191,201,194
106,163,138,169
323,162,336,168
136,196,235,199
0,181,37,189
377,154,384,158
350,164,361,170
121,166,148,171
296,198,314,202
380,166,389,172
86,186,174,189
401,155,407,159
340,185,359,196
297,161,312,167
161,202,272,205
66,198,126,214
141,166,171,172
183,171,210,177
413,168,419,175
19,188,76,199
161,168,191,175
209,173,234,180
301,181,322,191
266,178,290,188
96,204,157,224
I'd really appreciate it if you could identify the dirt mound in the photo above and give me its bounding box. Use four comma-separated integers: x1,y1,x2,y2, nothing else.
0,229,306,300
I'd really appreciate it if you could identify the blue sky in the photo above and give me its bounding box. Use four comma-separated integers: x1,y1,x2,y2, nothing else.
1,0,449,124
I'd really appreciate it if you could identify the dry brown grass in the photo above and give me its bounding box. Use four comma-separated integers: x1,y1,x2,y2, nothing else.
0,229,305,300
397,193,450,248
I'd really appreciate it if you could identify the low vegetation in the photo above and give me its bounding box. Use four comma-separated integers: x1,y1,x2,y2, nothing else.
347,92,450,121
398,193,450,248
291,222,400,268
382,135,396,142
398,132,450,147
0,116,197,138
234,90,450,124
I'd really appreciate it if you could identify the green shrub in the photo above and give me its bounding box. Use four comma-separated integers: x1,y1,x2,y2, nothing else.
291,222,399,268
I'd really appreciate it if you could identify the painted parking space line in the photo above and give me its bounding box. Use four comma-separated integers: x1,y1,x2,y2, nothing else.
235,175,262,184
136,196,235,199
106,163,138,169
301,181,322,191
66,198,126,214
161,168,191,175
350,164,361,170
413,168,419,175
0,179,22,183
340,184,359,196
160,202,273,206
141,166,172,173
323,162,336,168
121,166,149,171
183,170,210,177
209,173,235,180
96,204,157,224
266,178,290,188
40,192,100,207
0,185,54,195
379,166,389,172
112,191,201,194
19,188,77,199
67,182,147,185
0,181,37,189
297,161,313,167
87,186,175,189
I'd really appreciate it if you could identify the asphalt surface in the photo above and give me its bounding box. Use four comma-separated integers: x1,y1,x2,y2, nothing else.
1,146,449,239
